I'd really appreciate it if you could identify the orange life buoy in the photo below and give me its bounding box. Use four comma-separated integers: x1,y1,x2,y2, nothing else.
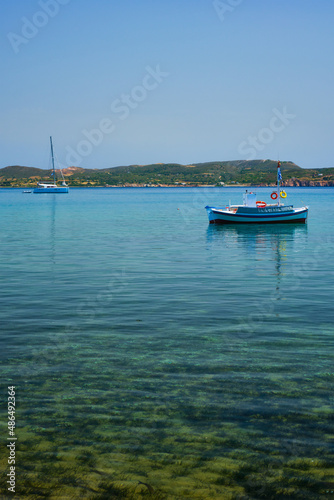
256,201,267,208
271,192,278,200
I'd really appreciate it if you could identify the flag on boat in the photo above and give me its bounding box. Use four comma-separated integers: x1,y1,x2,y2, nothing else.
277,161,283,181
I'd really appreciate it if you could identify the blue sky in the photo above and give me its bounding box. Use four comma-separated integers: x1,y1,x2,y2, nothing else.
1,0,334,169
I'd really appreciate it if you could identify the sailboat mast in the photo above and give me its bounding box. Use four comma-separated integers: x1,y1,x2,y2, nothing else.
50,136,56,184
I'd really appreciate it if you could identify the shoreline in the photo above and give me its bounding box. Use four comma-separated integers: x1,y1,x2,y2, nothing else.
1,183,334,189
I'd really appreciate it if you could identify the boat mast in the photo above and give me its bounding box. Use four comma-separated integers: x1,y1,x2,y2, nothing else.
277,161,281,206
50,136,56,184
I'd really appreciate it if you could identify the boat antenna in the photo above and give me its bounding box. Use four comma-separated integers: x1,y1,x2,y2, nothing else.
50,136,56,183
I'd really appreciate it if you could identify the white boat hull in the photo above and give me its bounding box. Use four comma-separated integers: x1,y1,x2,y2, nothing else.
206,206,308,224
33,186,69,193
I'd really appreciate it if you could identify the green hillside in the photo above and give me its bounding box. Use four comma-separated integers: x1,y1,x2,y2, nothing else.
0,165,50,179
1,160,334,187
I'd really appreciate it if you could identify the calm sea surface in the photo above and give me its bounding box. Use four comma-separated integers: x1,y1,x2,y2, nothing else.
0,187,333,499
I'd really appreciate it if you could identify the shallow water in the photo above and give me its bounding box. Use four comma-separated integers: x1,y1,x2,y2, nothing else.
0,187,333,499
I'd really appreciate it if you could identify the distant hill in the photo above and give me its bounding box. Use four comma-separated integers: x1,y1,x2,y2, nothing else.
0,165,48,179
1,160,334,187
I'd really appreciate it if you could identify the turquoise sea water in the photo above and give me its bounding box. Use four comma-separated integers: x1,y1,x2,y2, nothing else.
0,187,333,499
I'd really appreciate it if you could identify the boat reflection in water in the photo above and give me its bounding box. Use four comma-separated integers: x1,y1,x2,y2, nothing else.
205,223,308,348
206,223,308,294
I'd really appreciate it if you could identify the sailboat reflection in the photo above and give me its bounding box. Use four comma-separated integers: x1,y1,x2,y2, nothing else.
48,194,57,267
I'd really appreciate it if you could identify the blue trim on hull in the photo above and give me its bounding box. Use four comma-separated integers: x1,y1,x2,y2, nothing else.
206,207,308,224
211,209,307,219
209,217,307,224
33,188,69,193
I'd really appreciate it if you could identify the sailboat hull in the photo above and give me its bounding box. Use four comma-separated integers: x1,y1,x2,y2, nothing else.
33,137,69,194
33,186,69,193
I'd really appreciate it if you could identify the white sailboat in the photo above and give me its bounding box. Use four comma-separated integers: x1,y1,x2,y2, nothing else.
33,137,69,193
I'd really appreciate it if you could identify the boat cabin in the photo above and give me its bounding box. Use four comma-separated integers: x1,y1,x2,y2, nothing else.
243,191,257,207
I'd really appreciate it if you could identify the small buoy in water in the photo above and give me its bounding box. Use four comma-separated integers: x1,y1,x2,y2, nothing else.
177,208,179,210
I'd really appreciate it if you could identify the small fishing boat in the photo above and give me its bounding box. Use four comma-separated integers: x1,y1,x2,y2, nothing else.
34,137,69,194
23,190,32,193
205,162,308,224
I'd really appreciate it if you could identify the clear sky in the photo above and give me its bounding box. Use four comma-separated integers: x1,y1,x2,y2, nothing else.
1,0,334,169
